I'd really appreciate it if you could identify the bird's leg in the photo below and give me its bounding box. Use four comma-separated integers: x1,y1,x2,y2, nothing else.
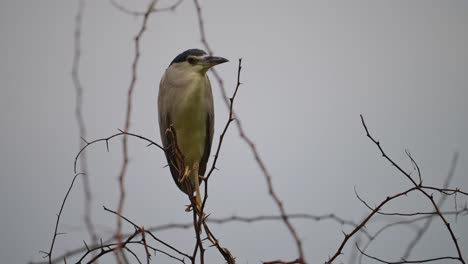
179,166,190,183
193,161,202,211
184,163,202,215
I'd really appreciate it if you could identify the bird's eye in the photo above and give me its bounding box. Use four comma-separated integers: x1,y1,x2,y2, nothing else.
187,57,196,65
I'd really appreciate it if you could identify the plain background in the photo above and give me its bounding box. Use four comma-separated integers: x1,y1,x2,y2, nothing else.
1,0,467,263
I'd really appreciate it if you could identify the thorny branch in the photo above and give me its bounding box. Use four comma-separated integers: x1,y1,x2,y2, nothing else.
359,114,466,264
323,116,468,264
115,1,158,261
61,205,190,264
71,0,98,252
356,152,465,264
140,227,151,264
356,243,461,264
42,173,83,264
326,187,420,264
354,187,465,217
34,206,468,264
192,0,305,262
71,0,98,249
74,130,164,174
33,209,373,264
402,153,460,259
196,58,244,264
104,206,191,259
357,206,468,264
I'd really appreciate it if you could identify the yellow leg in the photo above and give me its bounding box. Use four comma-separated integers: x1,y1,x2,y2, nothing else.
193,162,202,210
179,166,190,183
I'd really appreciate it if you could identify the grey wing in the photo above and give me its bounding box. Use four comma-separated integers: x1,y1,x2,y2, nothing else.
158,75,185,191
162,113,186,190
199,82,215,177
199,111,214,177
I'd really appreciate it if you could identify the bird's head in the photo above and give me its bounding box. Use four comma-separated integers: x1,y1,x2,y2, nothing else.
169,49,228,75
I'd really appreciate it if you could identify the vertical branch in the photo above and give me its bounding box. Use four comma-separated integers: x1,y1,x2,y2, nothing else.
192,0,304,261
140,227,151,264
189,193,203,264
71,0,98,248
116,0,158,261
197,59,241,264
201,59,242,220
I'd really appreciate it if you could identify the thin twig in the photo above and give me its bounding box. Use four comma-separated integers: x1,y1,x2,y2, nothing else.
110,0,184,16
74,130,164,174
354,187,464,217
357,207,468,264
202,220,236,263
402,153,459,259
104,206,192,260
357,243,460,264
405,150,422,185
43,173,83,264
325,187,419,263
263,260,303,264
420,186,468,197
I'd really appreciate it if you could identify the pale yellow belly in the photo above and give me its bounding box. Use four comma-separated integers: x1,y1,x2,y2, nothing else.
172,98,206,165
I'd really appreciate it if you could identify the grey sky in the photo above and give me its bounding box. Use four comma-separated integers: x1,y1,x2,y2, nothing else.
1,0,467,263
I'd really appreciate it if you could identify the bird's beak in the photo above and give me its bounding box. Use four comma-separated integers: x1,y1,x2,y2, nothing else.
201,55,229,68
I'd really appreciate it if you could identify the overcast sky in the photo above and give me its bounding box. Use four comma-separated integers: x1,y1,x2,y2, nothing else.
1,1,467,263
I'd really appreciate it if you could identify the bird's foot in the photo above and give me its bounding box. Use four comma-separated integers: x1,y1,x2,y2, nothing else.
185,204,193,212
184,203,206,220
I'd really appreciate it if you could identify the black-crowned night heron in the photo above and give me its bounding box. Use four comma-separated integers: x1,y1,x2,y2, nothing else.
158,49,228,211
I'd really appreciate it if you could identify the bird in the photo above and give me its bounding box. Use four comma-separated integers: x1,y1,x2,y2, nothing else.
158,49,228,212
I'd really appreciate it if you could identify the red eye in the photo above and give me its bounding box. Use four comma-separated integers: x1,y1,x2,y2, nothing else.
187,57,196,65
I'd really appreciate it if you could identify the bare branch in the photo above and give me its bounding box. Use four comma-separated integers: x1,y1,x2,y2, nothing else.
405,149,422,185
104,206,191,260
326,187,418,263
110,0,184,16
74,130,164,174
357,243,460,264
360,114,466,264
140,227,151,264
71,0,98,249
44,173,83,264
115,2,158,260
35,204,462,264
402,153,460,259
354,186,463,217
263,259,303,264
358,206,468,264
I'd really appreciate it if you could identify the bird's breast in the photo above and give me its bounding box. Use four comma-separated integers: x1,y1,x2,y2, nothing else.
171,76,210,163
